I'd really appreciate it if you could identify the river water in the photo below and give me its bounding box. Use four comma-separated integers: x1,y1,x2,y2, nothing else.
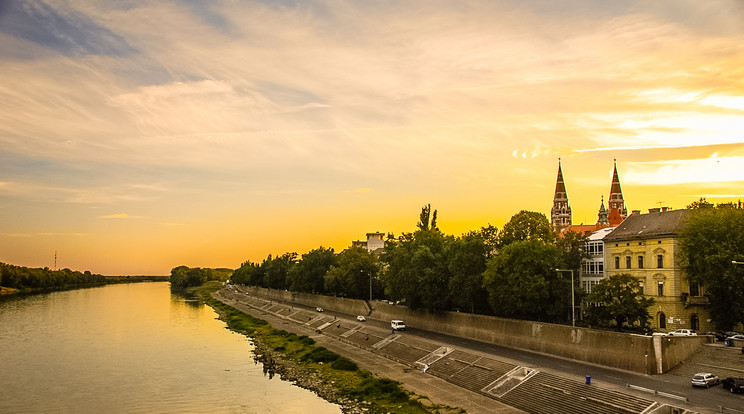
0,282,341,414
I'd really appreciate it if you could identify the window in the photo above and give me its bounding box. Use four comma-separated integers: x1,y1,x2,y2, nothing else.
638,256,644,269
659,312,666,329
657,281,664,296
691,314,699,331
615,256,620,269
626,256,632,269
657,254,664,268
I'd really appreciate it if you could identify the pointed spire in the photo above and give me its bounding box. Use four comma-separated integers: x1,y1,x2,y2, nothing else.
551,158,572,233
597,195,609,226
608,159,627,226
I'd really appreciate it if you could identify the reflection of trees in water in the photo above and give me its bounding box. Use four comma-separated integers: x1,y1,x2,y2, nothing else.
170,291,203,309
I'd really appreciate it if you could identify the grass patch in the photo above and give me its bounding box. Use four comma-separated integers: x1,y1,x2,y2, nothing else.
193,283,455,413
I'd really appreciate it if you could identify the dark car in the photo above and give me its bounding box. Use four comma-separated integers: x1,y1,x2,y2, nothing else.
722,377,744,394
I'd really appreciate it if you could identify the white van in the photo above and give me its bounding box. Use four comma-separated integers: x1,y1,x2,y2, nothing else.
391,320,406,331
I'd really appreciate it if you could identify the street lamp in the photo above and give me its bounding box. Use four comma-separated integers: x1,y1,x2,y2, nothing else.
556,268,575,327
733,261,744,265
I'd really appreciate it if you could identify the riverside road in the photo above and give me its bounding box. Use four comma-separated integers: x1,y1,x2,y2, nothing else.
215,287,744,414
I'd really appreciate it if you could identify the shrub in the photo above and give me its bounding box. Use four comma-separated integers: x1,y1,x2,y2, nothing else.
298,335,315,346
330,357,358,371
300,347,339,363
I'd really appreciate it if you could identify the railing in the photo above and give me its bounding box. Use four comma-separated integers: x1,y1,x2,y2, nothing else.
626,384,688,404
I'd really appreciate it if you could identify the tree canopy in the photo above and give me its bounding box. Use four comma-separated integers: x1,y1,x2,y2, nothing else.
497,210,555,247
584,273,654,331
679,206,744,329
483,239,566,322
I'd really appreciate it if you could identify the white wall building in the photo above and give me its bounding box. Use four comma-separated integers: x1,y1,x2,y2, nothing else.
580,226,616,293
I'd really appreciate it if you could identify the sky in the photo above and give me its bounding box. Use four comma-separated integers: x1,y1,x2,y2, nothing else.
1,0,743,275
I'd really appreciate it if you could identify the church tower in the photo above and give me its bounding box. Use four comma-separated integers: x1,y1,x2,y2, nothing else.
551,159,572,233
597,195,610,227
607,160,628,226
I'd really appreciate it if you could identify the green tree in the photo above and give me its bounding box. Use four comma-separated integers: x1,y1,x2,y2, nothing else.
417,204,438,231
483,239,565,322
447,227,494,313
324,246,379,299
584,273,654,331
288,246,336,294
381,205,452,312
680,207,744,329
263,252,297,290
497,210,555,247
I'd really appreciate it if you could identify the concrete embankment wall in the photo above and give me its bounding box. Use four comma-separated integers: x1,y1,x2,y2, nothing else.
244,286,369,317
242,286,708,375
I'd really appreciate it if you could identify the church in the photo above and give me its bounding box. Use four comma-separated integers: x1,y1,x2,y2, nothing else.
550,159,628,236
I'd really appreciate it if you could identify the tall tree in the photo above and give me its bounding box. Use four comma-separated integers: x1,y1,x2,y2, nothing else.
680,207,744,329
447,227,495,313
483,239,564,322
417,204,438,231
324,246,379,299
584,273,654,331
263,252,297,290
497,210,555,247
288,246,336,294
382,205,452,312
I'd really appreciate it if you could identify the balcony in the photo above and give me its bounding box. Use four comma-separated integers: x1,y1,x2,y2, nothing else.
684,295,710,307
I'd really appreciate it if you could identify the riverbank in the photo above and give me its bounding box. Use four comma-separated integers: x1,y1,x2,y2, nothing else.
0,276,169,299
193,282,463,414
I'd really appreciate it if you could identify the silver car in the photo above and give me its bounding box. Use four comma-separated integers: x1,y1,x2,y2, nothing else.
691,373,720,388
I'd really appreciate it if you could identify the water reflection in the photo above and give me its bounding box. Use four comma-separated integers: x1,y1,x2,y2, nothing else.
0,283,341,414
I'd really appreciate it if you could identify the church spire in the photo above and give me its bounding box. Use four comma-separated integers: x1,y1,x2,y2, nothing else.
607,159,627,226
551,159,572,233
597,195,609,226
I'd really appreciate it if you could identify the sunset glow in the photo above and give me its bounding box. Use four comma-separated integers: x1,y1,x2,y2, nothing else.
1,1,742,275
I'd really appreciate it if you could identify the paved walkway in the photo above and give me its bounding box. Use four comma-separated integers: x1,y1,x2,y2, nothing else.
215,288,699,414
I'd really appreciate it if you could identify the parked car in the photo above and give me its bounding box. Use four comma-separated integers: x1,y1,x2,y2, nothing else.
315,307,323,312
356,315,366,322
722,377,744,394
391,320,406,331
728,334,744,340
668,329,697,336
691,373,720,388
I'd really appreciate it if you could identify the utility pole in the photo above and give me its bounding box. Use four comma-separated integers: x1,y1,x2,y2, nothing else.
54,250,57,270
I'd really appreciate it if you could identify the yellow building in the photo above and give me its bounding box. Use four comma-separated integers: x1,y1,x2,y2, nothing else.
603,208,711,333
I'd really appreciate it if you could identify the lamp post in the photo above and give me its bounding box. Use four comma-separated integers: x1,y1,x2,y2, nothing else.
556,268,575,327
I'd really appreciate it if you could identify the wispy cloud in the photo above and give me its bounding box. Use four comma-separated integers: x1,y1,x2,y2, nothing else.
98,213,141,219
0,0,742,274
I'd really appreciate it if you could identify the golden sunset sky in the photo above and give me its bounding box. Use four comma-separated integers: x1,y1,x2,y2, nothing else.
1,1,743,275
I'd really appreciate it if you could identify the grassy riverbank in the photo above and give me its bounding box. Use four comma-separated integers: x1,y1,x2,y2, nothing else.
193,281,462,414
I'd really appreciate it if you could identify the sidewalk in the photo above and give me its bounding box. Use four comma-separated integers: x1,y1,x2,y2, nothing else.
216,290,522,413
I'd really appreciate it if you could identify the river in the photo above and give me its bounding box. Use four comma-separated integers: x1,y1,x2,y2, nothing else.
0,282,342,414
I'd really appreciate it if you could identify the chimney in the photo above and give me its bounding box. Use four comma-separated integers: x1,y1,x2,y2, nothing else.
632,210,641,215
649,208,661,213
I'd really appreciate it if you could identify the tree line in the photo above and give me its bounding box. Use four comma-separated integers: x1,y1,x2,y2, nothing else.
231,206,592,326
0,262,106,291
169,266,233,290
228,201,744,331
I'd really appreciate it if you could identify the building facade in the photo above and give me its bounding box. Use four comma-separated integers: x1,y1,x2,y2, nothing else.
580,226,616,294
602,209,711,333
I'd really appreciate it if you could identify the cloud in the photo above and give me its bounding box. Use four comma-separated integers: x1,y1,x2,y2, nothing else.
624,155,744,186
98,213,140,219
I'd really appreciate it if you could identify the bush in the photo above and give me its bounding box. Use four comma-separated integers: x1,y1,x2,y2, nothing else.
300,347,339,363
352,378,408,402
330,357,358,371
298,335,315,346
